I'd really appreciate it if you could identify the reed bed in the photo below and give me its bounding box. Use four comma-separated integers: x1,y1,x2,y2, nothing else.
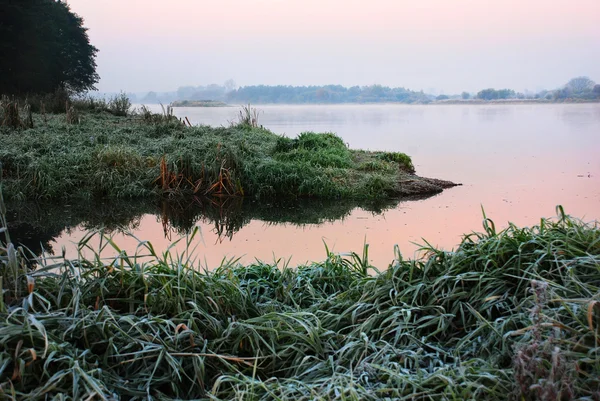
1,200,599,399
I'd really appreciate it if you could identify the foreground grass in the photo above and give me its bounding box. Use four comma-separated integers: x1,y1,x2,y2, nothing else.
1,203,599,400
0,111,455,201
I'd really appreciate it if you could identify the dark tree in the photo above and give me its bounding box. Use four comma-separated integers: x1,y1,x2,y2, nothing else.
0,0,99,95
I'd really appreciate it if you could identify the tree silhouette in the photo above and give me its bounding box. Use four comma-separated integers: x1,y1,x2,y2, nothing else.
0,0,99,95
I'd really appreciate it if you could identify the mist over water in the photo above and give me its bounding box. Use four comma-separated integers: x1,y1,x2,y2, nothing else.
68,0,600,94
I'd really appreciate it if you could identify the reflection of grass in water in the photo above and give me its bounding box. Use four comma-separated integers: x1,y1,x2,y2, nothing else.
161,197,405,239
5,192,436,256
1,200,599,399
4,196,406,255
4,199,153,256
158,196,249,242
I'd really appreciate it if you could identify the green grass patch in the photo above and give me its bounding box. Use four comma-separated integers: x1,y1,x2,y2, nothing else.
273,132,352,169
0,112,428,201
1,201,599,399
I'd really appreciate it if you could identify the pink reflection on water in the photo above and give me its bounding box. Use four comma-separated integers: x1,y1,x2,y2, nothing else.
50,104,600,269
52,176,598,269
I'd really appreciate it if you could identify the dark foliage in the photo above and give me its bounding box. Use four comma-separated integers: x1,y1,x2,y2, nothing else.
0,0,99,96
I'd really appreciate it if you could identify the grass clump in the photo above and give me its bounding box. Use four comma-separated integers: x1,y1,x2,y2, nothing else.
274,132,352,168
377,151,415,172
237,104,260,127
1,201,599,399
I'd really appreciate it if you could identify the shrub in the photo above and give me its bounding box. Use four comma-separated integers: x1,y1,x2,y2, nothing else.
72,95,109,113
108,92,131,116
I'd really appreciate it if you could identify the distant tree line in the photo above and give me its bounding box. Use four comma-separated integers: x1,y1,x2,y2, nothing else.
474,77,599,102
141,83,231,104
549,77,599,101
142,84,432,104
225,85,431,104
0,0,98,96
140,77,600,105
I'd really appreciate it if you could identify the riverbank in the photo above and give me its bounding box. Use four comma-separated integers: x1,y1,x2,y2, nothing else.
0,110,457,201
153,99,600,107
1,205,598,399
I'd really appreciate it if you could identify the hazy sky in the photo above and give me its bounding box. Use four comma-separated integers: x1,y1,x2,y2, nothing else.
68,0,600,94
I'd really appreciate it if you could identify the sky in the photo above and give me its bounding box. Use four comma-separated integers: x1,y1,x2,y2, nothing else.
67,0,600,94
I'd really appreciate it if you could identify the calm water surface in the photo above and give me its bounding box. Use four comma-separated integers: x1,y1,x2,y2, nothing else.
35,104,600,267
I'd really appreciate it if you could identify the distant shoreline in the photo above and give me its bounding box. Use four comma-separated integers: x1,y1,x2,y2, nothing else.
170,100,229,107
431,98,600,105
167,99,600,107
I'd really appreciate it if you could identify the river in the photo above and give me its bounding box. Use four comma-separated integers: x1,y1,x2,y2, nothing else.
11,104,600,268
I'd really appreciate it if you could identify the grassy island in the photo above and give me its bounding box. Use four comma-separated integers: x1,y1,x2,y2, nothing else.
170,100,229,107
1,200,599,399
0,105,456,202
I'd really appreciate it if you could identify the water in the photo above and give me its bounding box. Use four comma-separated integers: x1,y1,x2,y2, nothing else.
11,104,600,268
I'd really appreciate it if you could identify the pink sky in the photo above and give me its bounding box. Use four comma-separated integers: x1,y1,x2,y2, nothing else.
68,0,600,93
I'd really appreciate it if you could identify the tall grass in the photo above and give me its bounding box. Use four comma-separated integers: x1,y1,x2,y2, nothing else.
0,97,33,129
1,90,135,124
70,95,109,114
24,88,71,114
237,104,260,127
1,200,599,399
